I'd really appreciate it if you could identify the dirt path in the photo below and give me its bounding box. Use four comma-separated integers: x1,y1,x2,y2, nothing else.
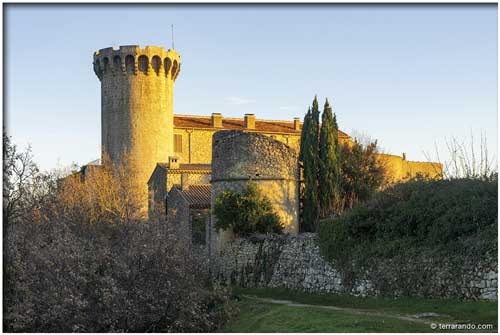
242,295,438,326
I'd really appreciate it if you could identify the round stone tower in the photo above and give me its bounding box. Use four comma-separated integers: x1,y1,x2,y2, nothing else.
211,130,299,250
93,45,181,214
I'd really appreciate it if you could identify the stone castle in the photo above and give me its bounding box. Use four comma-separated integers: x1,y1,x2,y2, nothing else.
90,45,442,250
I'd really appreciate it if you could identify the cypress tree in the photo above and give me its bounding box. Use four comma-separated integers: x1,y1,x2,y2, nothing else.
298,109,311,231
298,109,311,164
298,109,310,231
319,98,341,218
332,110,341,205
311,96,320,158
300,96,320,232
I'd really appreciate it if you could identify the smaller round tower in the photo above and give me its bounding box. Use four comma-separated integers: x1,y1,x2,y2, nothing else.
93,45,181,215
211,130,299,250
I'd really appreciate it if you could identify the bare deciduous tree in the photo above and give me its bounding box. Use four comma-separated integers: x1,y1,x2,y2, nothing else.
3,137,234,332
424,131,497,180
53,152,146,225
3,132,45,225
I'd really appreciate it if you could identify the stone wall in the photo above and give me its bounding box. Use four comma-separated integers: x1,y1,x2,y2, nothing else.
166,188,191,241
377,153,443,182
171,125,442,186
172,126,354,166
213,234,497,301
172,128,304,165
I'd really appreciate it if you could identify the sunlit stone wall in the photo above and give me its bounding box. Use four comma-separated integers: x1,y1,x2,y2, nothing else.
210,130,300,251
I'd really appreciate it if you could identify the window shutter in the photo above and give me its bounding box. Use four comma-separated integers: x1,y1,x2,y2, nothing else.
174,134,183,153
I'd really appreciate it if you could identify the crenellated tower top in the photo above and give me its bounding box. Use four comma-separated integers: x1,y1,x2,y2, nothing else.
93,45,181,81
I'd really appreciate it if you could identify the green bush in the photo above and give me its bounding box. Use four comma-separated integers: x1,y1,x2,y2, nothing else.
213,182,284,237
318,178,498,290
339,139,385,211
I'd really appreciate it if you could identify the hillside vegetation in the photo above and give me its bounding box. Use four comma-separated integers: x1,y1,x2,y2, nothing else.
318,177,498,296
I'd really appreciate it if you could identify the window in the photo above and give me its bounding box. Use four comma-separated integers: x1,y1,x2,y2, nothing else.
113,55,121,70
138,55,148,75
151,56,161,75
164,57,172,76
125,55,135,74
174,134,183,153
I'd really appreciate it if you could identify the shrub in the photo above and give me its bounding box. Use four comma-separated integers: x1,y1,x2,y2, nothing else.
213,182,284,237
318,178,498,293
339,139,385,211
4,220,234,332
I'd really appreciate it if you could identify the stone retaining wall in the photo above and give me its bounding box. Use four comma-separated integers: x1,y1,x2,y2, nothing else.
213,233,497,300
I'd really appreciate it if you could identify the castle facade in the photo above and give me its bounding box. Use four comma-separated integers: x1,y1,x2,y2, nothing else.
91,45,442,248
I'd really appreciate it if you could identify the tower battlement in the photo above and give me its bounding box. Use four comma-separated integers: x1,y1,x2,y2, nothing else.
93,45,181,80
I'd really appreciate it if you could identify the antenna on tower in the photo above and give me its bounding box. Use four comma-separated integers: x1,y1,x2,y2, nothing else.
171,24,175,50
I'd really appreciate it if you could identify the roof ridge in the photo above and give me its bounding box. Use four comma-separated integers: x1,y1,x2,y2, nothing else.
174,113,300,123
173,114,351,138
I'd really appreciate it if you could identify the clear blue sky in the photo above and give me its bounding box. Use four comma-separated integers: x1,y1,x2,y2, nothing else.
5,4,498,171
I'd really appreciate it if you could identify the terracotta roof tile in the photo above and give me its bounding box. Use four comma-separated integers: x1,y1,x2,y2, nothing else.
181,184,211,208
173,114,350,138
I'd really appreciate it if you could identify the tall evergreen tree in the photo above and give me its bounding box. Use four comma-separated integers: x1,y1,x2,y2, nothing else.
332,111,341,197
298,109,311,164
298,109,311,231
311,96,320,159
300,96,320,232
319,99,341,218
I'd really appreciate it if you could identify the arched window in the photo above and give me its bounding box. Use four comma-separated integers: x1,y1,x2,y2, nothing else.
171,60,178,80
102,57,109,71
125,55,135,74
138,55,148,74
151,56,161,75
113,55,121,70
174,63,181,80
164,57,172,77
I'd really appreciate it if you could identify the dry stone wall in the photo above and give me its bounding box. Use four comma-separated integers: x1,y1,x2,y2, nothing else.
213,234,497,301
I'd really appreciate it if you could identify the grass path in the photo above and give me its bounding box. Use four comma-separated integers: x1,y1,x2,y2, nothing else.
242,294,437,326
223,288,497,332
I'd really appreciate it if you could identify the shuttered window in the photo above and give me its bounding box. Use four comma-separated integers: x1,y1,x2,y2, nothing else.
174,134,183,153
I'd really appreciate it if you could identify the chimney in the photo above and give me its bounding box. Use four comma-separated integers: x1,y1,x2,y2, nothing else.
211,113,223,128
293,117,301,131
181,173,190,191
244,114,255,130
168,156,180,169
